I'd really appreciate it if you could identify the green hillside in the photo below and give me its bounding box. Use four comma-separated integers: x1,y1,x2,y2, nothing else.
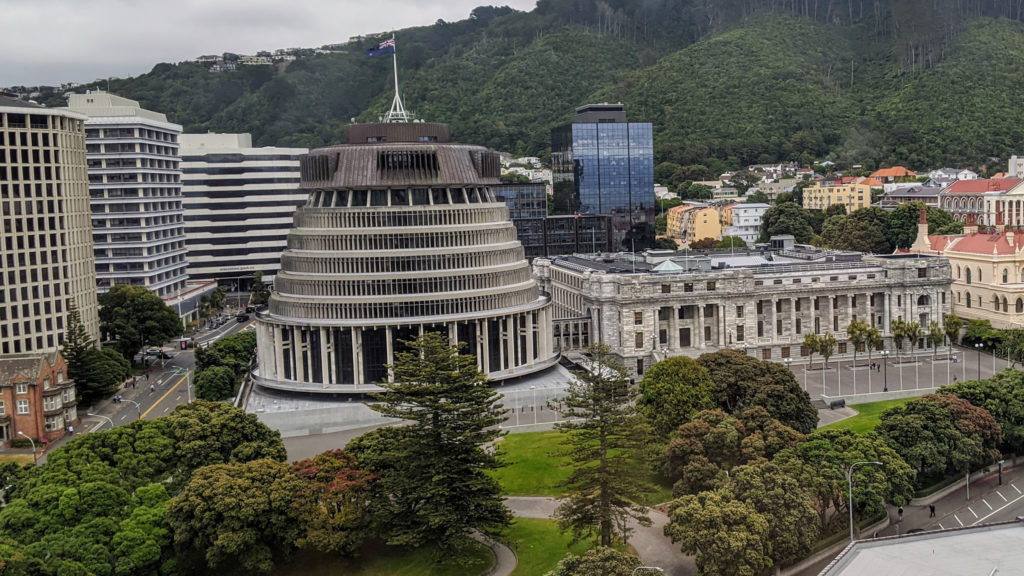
30,3,1024,170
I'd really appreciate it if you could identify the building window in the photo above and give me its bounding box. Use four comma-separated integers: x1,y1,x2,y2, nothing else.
706,281,716,291
795,299,802,312
634,311,643,325
43,396,61,411
45,415,64,432
684,283,693,293
796,318,802,334
15,383,27,394
918,267,928,279
838,343,847,354
736,305,744,318
636,359,644,376
966,268,972,284
757,320,764,337
757,301,763,314
635,332,644,349
659,329,667,345
0,401,4,415
661,284,671,294
1003,269,1008,283
736,325,744,342
781,346,790,358
762,349,772,361
16,399,29,414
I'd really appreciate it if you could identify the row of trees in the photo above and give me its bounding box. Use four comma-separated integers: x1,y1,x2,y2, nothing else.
193,331,257,401
759,199,963,251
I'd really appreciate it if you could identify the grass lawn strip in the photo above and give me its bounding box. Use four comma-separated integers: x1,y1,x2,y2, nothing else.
818,398,914,434
506,518,592,576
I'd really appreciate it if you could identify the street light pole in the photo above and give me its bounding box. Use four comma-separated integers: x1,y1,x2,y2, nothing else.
882,350,889,392
86,413,115,431
16,431,37,464
530,385,537,425
123,399,142,420
975,342,983,380
846,461,883,542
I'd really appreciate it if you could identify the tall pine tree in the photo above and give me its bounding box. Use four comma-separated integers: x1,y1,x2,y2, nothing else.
367,333,511,553
61,299,94,379
555,343,653,546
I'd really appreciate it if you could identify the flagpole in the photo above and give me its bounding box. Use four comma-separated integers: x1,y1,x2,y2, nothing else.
391,34,400,105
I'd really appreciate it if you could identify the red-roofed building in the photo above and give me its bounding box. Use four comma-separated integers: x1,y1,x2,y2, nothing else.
870,166,916,182
938,178,1023,227
908,207,1024,328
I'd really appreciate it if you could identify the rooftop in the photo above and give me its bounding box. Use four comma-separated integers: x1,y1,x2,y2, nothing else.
943,178,1021,194
819,520,1024,576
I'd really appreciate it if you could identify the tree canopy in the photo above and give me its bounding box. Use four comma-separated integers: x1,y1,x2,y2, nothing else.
638,356,715,437
98,285,183,360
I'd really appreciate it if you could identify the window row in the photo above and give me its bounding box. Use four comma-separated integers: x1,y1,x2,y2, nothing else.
280,247,524,276
273,286,541,321
294,204,508,229
276,268,532,298
286,227,517,252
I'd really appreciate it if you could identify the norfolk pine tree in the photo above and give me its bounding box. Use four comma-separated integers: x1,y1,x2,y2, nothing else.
368,333,511,555
555,343,652,547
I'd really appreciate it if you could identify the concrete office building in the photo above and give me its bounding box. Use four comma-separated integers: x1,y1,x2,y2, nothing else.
254,121,558,393
66,92,189,300
0,96,100,354
180,133,306,285
494,182,612,258
551,103,655,250
535,247,952,377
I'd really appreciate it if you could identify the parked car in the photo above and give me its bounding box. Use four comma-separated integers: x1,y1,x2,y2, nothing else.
236,314,250,323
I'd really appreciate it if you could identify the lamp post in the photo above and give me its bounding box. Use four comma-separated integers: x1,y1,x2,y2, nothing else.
975,342,983,380
846,461,883,542
87,413,115,431
123,399,142,420
784,357,791,379
631,567,665,576
999,459,1005,486
882,350,889,392
16,431,37,464
530,385,537,425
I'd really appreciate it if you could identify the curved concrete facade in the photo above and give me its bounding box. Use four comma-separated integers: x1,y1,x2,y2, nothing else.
254,123,557,393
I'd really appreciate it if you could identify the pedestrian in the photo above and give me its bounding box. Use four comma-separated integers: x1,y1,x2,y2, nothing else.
66,424,74,435
898,506,904,520
929,504,935,517
150,384,155,392
954,376,958,383
145,373,149,381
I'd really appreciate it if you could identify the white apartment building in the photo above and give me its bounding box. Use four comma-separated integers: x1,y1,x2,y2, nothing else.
179,133,306,286
723,203,770,246
0,96,101,354
66,91,189,300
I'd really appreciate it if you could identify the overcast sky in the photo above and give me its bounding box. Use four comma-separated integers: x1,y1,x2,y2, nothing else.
1,0,538,87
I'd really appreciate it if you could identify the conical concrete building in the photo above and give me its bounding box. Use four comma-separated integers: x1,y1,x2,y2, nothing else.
254,122,557,392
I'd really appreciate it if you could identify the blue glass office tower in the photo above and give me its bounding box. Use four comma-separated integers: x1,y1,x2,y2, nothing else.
551,104,655,251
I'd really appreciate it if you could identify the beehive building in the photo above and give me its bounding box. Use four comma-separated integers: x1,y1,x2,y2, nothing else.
253,122,557,392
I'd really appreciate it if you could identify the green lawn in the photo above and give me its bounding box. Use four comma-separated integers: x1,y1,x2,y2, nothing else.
506,518,592,576
818,398,914,434
0,454,35,466
492,431,674,504
275,541,492,576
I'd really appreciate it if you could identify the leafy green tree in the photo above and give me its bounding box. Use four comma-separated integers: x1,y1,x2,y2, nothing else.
98,285,183,360
773,429,915,532
666,408,803,495
803,333,820,369
250,271,271,306
194,365,236,401
846,318,869,368
824,203,847,218
942,370,1024,454
697,349,817,434
168,459,305,574
638,356,715,437
716,235,747,249
689,237,718,250
888,202,962,249
76,348,130,404
964,318,999,348
555,343,652,546
927,320,945,359
545,546,641,576
891,317,909,360
865,326,884,369
878,394,1002,485
818,332,837,367
291,450,376,555
665,488,771,576
654,237,678,250
759,202,813,243
367,333,510,552
730,461,819,567
821,208,892,253
196,330,256,380
904,321,922,355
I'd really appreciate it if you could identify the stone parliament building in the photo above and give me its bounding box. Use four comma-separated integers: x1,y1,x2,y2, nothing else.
253,121,558,393
535,246,953,377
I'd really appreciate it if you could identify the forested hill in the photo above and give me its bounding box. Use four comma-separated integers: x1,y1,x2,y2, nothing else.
36,0,1024,171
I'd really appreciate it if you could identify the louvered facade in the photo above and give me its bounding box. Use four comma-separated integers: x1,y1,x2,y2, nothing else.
254,122,557,393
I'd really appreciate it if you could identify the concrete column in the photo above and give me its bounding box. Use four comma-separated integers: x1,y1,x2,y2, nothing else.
791,298,799,337
482,320,491,373
669,306,680,350
320,327,330,388
353,328,364,388
525,313,535,366
270,325,283,381
770,297,778,342
696,305,705,349
385,326,394,383
294,329,306,385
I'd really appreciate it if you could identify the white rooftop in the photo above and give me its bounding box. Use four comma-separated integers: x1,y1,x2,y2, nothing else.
820,521,1024,576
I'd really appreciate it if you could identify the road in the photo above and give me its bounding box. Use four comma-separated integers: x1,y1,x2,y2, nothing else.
80,312,254,433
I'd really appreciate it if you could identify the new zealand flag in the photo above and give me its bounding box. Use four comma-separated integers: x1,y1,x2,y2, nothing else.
366,37,395,57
